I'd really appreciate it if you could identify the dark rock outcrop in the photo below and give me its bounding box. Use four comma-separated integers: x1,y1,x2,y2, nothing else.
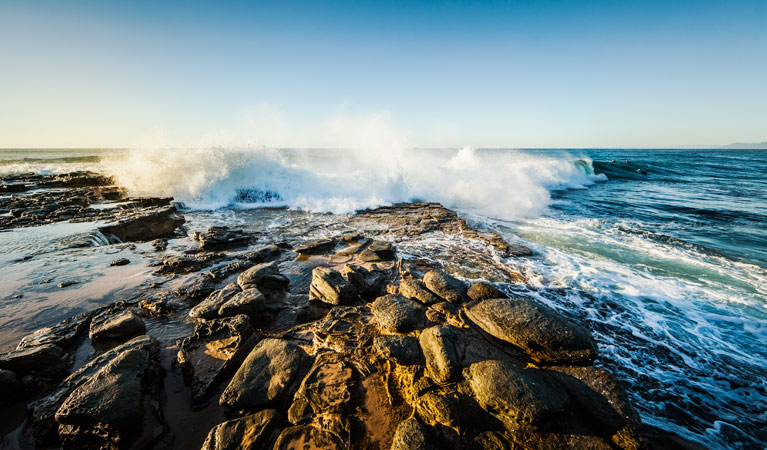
466,359,569,425
98,205,185,242
398,278,441,305
466,282,507,301
201,409,282,450
293,238,335,255
465,297,597,365
309,267,358,306
89,309,146,342
220,338,311,415
423,270,467,304
374,335,423,366
54,340,166,449
177,315,258,405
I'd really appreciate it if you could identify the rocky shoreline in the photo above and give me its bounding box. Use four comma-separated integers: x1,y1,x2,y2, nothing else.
0,172,704,449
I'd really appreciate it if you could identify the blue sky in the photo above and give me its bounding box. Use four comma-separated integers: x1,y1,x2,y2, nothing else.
1,0,765,148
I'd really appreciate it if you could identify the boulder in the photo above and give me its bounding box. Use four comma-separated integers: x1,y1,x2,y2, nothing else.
466,359,569,425
237,261,283,290
548,366,645,450
465,297,597,365
0,343,66,377
370,294,425,333
398,278,441,305
293,238,335,255
201,409,282,450
177,315,258,405
218,288,266,317
309,267,358,306
220,338,311,415
138,297,174,317
273,425,346,450
341,264,387,298
89,309,146,342
418,326,464,383
391,418,439,450
373,335,423,366
190,282,242,320
466,282,507,301
54,340,165,449
23,335,157,448
415,391,461,429
423,270,467,304
174,274,217,301
358,240,396,262
109,258,130,266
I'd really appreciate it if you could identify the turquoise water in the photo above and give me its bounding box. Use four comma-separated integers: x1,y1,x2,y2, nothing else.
1,148,765,449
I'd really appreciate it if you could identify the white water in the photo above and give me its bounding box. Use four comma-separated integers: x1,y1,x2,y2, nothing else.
100,146,605,220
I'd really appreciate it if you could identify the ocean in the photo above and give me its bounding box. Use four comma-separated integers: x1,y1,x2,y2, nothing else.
1,147,765,449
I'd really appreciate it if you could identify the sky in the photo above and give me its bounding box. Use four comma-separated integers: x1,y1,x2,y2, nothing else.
0,0,765,149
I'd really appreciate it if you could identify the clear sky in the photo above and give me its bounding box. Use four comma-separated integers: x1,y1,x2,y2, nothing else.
1,0,765,148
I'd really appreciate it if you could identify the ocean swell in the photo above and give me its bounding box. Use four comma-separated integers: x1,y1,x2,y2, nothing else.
102,146,606,220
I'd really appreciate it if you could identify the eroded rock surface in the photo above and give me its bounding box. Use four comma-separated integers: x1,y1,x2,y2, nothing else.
89,308,146,342
201,409,282,450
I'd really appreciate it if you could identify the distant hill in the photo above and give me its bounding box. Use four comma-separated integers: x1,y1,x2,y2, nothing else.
719,142,767,149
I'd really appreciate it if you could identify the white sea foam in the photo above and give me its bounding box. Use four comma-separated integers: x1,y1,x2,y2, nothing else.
100,145,605,220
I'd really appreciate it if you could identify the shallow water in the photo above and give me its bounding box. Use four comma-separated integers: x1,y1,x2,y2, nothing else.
1,147,766,449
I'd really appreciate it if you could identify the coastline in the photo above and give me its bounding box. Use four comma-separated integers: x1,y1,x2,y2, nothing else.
0,171,709,449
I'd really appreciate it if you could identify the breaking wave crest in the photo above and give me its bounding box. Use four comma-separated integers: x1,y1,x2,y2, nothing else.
102,146,605,220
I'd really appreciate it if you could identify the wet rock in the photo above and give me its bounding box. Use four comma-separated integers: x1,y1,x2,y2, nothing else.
190,283,242,320
54,340,165,449
1,183,28,193
287,351,354,424
17,311,93,349
23,335,157,447
98,205,185,242
175,273,217,301
370,294,425,333
398,278,441,305
157,255,208,274
218,288,266,317
201,409,282,450
0,343,66,377
220,338,311,415
373,335,423,366
466,282,507,301
340,264,387,298
237,261,281,290
309,267,358,306
194,226,252,251
138,297,174,316
423,270,467,304
391,417,440,450
58,279,79,288
466,359,569,425
465,297,597,365
419,326,464,383
294,238,335,255
359,240,396,262
177,315,258,405
109,257,130,266
335,238,371,256
508,244,533,257
89,309,146,342
273,425,346,450
548,365,645,450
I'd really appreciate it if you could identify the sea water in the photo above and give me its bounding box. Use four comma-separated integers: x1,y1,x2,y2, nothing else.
1,147,765,449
